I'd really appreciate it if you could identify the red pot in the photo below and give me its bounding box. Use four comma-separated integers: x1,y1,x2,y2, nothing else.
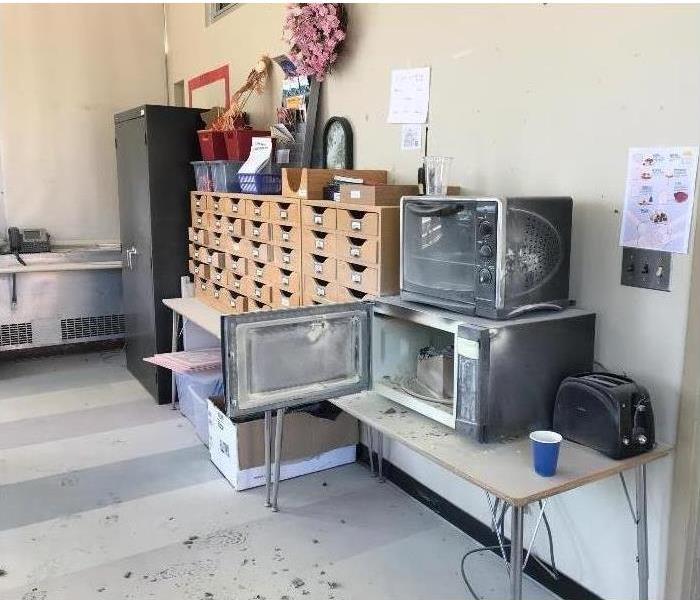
197,129,228,161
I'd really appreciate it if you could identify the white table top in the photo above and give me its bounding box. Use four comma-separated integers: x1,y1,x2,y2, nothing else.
331,392,672,506
163,297,222,338
0,261,122,274
163,296,672,506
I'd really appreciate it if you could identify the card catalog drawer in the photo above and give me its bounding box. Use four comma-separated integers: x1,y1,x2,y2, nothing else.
225,271,246,294
210,251,226,269
226,235,246,256
225,254,247,276
198,247,214,265
241,278,273,305
207,194,224,213
222,289,247,314
274,246,301,271
273,288,302,309
209,282,226,307
192,209,209,230
303,253,336,281
337,209,379,236
208,231,226,251
248,298,272,312
272,224,301,247
188,243,198,260
191,193,208,212
247,240,273,263
271,200,300,224
189,260,210,280
303,276,334,304
247,198,270,221
332,284,374,303
267,266,301,293
337,260,379,294
188,227,197,243
302,204,336,229
194,276,209,300
221,196,246,217
245,220,272,242
336,235,379,264
248,259,270,283
302,229,336,256
219,216,244,237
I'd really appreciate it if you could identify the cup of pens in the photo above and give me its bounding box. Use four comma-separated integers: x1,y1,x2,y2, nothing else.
424,156,453,196
530,431,562,477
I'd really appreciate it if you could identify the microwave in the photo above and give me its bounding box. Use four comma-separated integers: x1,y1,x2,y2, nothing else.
222,297,595,442
400,196,573,319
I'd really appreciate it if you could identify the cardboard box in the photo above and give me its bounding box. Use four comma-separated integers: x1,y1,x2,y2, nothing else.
282,168,388,200
208,399,358,491
339,184,419,206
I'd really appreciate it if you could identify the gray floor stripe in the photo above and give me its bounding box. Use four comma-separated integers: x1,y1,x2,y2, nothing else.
0,445,220,531
0,401,178,450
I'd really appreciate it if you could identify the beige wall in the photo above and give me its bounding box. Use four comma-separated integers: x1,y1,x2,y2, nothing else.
0,3,167,243
165,4,700,598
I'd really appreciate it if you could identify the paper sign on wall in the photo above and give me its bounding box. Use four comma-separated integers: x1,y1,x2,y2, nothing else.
619,146,699,254
401,124,422,151
387,67,431,124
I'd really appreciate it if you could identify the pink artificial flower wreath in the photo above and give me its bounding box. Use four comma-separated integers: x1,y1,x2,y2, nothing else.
283,3,347,81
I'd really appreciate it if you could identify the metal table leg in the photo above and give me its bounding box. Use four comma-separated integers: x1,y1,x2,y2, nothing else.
271,407,286,512
636,464,649,600
377,431,385,482
367,425,376,476
170,312,180,410
510,504,525,600
264,411,272,508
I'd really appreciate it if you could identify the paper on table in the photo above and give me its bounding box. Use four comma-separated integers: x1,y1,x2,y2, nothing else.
619,146,699,253
239,137,272,174
401,124,422,150
388,67,431,124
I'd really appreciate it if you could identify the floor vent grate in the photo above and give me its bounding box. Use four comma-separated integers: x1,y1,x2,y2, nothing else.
61,314,126,341
0,322,33,346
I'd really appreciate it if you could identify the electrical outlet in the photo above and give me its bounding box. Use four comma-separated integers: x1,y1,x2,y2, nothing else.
621,247,671,291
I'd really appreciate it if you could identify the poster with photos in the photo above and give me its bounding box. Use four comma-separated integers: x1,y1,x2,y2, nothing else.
619,146,699,254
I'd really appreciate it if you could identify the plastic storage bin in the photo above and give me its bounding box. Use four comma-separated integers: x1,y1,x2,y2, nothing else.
211,160,243,192
236,173,282,195
191,161,213,192
224,129,270,161
175,371,224,446
197,129,228,161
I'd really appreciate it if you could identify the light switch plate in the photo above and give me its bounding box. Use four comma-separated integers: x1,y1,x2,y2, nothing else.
621,247,671,291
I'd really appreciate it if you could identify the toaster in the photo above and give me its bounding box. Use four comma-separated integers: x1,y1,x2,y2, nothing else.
553,373,655,459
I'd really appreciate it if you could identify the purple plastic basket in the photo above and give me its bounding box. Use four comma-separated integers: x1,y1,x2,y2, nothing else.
236,173,282,195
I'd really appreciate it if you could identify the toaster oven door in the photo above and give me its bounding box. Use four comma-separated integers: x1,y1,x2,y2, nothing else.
222,302,372,418
402,199,478,305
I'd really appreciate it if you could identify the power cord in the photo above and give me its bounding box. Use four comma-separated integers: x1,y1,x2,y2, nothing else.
460,501,559,600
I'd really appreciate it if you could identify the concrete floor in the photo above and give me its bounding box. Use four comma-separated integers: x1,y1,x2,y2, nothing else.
0,350,559,600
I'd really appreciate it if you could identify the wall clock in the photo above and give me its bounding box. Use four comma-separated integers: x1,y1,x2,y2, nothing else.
322,117,353,169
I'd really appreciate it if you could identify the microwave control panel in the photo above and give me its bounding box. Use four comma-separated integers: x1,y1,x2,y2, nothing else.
475,202,497,302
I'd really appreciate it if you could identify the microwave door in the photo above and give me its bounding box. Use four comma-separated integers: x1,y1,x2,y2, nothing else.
223,302,372,418
402,200,477,304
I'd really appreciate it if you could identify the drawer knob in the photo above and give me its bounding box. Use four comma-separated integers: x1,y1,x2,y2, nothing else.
256,268,263,277
314,215,323,225
282,232,290,241
350,247,360,257
282,276,289,286
280,210,288,219
253,228,260,236
351,220,361,230
352,272,362,283
315,240,324,249
314,263,323,274
283,255,290,263
316,287,325,297
253,249,259,257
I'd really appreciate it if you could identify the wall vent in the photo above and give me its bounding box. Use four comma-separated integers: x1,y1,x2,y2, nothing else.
0,322,33,346
61,314,126,341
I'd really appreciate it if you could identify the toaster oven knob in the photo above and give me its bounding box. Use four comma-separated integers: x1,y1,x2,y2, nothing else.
478,269,492,284
479,244,493,258
622,437,630,446
637,434,648,446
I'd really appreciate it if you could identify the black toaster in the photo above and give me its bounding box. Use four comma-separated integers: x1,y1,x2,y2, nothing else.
553,373,655,459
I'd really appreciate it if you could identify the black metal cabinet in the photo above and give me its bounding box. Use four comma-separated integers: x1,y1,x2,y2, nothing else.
115,105,203,403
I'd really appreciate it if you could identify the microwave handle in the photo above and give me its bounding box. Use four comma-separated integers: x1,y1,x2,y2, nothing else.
405,202,462,217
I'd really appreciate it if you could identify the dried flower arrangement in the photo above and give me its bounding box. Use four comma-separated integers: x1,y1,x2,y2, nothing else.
283,4,347,81
212,56,272,131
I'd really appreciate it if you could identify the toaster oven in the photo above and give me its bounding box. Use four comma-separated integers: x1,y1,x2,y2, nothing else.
400,196,573,319
222,297,595,442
